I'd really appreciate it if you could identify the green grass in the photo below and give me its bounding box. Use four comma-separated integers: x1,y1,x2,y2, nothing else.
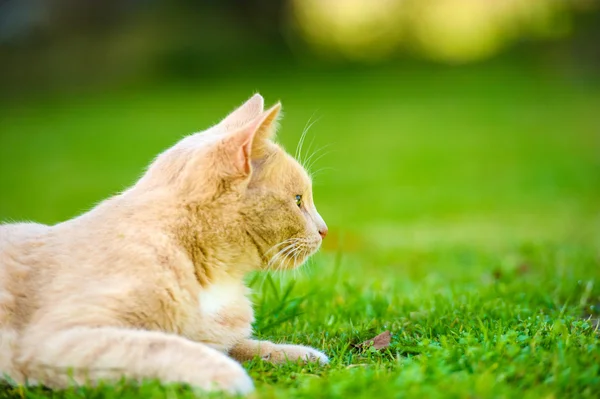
1,61,599,398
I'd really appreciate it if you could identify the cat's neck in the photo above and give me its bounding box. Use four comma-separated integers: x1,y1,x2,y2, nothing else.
126,187,263,285
172,201,261,284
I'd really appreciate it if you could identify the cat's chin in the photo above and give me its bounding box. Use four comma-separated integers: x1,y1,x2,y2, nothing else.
282,256,309,270
267,242,321,271
263,255,305,271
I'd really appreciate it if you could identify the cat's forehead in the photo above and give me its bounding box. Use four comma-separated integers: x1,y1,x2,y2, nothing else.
272,148,311,187
285,152,311,184
251,145,311,191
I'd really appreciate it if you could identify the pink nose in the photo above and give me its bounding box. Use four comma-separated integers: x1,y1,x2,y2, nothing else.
319,227,328,239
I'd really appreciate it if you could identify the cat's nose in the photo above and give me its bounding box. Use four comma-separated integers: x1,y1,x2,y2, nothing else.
319,227,328,239
312,208,327,239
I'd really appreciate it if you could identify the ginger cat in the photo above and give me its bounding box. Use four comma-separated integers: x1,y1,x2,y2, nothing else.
0,94,329,394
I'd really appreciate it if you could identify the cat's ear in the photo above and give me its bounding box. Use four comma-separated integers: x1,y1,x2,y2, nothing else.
220,93,264,130
251,102,282,158
221,102,281,176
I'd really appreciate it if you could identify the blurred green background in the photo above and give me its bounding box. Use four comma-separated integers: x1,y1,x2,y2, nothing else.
2,4,600,396
1,0,599,259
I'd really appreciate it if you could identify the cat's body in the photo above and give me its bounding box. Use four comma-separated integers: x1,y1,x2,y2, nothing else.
0,94,328,394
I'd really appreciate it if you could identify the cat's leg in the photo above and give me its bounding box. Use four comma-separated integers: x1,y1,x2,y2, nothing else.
229,339,328,364
16,326,253,394
0,327,22,383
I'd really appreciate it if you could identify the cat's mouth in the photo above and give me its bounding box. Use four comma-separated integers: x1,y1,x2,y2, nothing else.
264,237,321,271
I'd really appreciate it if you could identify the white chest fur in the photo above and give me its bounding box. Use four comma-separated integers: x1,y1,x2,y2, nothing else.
192,279,254,352
197,280,247,317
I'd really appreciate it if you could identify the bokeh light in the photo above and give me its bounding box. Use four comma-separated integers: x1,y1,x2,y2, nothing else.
289,0,406,61
290,0,580,63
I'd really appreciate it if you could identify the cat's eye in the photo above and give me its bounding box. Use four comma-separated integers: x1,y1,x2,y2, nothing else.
295,195,302,208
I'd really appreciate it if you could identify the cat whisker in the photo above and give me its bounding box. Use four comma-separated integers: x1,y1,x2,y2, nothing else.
279,239,309,271
295,117,311,162
300,117,327,170
264,238,300,257
311,166,337,180
291,244,303,279
296,241,313,276
265,237,297,252
305,145,334,175
264,236,317,273
274,246,296,273
306,251,318,274
267,247,291,271
303,133,318,168
296,113,320,166
267,241,299,272
294,240,312,271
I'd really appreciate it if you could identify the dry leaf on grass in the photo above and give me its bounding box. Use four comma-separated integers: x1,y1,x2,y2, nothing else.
356,330,391,351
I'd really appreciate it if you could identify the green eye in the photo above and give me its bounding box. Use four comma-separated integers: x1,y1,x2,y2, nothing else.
295,194,302,207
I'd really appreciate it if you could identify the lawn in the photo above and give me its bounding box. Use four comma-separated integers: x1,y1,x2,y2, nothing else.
1,60,599,398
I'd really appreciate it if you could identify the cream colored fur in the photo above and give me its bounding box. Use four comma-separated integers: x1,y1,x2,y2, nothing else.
0,94,329,395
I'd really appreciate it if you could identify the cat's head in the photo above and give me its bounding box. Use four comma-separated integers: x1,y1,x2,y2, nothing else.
147,94,327,271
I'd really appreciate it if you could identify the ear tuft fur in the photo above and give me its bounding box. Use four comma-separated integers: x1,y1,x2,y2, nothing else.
251,103,282,158
220,93,265,130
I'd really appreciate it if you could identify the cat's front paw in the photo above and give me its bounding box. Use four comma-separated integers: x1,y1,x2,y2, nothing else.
265,344,329,364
